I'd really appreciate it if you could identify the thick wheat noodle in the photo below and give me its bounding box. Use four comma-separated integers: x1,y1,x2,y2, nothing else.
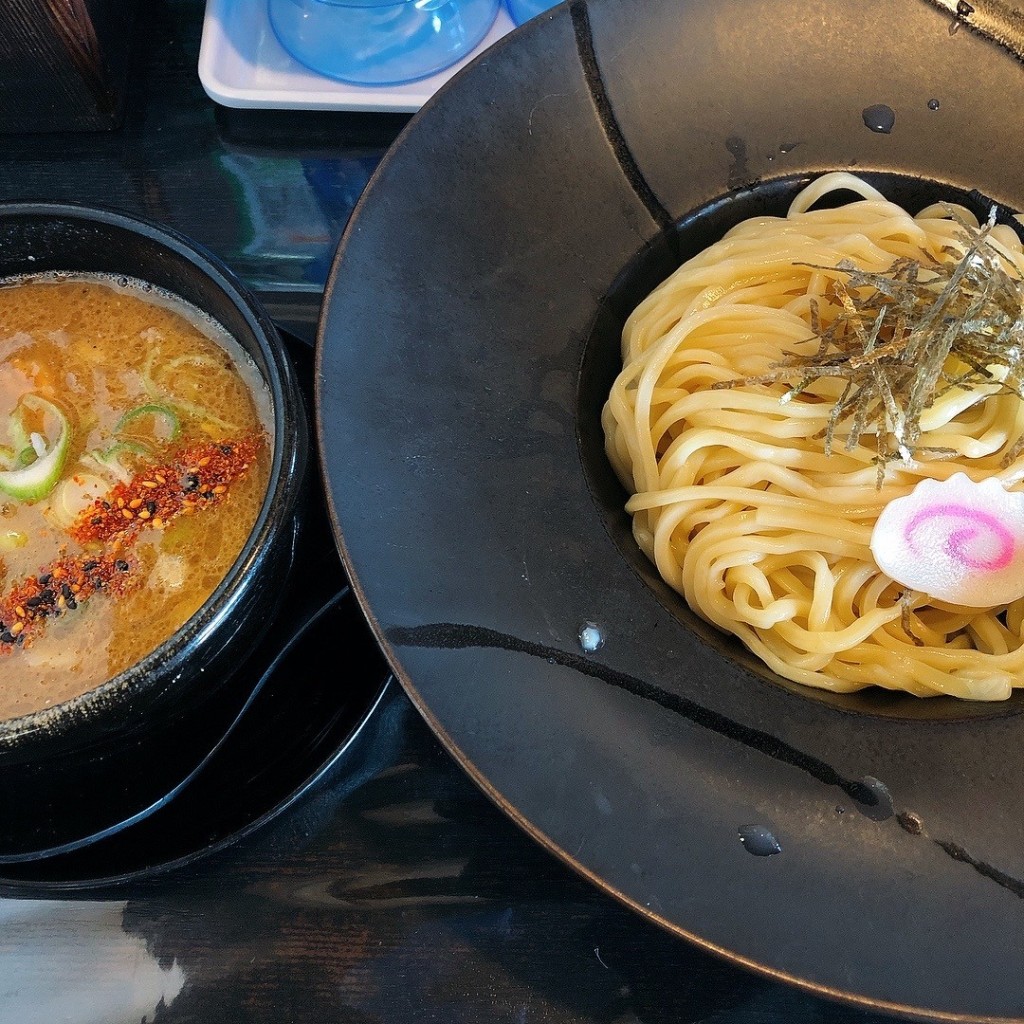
602,172,1024,700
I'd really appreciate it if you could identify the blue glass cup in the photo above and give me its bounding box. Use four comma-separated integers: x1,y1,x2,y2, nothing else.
505,0,557,25
268,0,501,86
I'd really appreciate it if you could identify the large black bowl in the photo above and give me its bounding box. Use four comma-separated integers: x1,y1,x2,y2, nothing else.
316,1,1024,1020
0,203,308,856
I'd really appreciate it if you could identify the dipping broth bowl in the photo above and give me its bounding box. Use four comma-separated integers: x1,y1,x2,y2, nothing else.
0,203,309,860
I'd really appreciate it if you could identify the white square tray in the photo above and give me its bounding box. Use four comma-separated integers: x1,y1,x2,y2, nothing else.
198,0,517,113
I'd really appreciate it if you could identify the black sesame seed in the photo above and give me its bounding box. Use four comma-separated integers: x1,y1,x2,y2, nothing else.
38,589,55,605
91,516,102,526
61,584,74,600
115,560,129,572
219,444,233,455
202,491,214,500
183,473,199,492
24,596,42,608
145,502,156,514
92,577,104,589
66,597,77,610
83,560,98,572
1,631,15,645
38,574,50,586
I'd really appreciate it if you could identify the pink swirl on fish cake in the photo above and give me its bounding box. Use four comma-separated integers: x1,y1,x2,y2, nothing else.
905,502,1015,573
871,474,1024,607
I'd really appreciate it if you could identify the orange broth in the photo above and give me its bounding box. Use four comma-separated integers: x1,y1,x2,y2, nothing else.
0,274,272,718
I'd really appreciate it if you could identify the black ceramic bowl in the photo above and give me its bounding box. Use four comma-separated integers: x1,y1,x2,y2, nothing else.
0,203,308,857
316,1,1024,1020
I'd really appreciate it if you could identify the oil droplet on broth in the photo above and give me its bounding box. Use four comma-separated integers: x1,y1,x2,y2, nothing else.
862,104,895,134
738,825,781,856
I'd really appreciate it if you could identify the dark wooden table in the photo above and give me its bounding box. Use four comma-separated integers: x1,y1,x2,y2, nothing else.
0,4,901,1021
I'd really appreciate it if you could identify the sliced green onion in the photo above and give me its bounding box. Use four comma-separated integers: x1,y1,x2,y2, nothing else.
7,407,30,456
82,440,150,485
0,396,71,503
115,403,181,443
161,396,238,432
49,472,108,529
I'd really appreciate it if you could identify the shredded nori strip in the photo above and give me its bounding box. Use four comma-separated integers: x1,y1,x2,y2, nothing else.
712,206,1024,484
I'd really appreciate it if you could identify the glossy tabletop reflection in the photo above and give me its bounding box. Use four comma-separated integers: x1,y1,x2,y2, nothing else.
0,2,907,1022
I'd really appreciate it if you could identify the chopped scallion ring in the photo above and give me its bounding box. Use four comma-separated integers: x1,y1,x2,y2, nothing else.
0,395,71,503
115,403,181,443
